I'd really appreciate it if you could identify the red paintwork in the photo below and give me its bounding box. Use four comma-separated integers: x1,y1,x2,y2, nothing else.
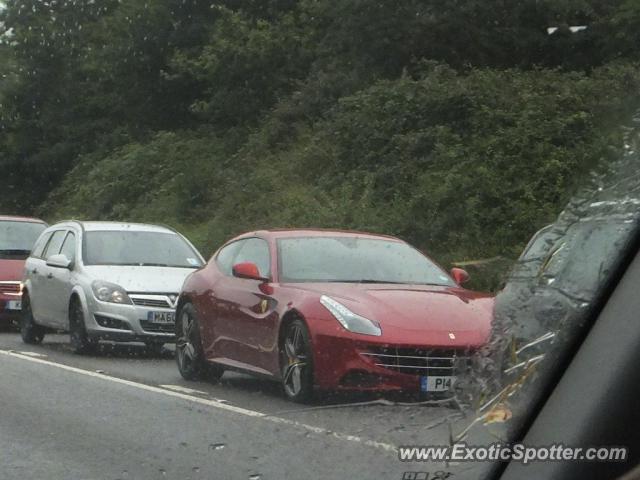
0,260,24,321
0,260,25,282
180,229,494,392
0,216,46,322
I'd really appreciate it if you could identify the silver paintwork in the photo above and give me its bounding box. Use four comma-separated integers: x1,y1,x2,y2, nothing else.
23,221,204,344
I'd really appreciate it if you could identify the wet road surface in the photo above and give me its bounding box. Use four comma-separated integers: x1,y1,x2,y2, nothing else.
0,331,481,480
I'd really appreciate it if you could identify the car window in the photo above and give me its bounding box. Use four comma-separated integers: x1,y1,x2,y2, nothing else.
0,220,47,259
31,232,52,259
215,240,246,276
59,231,76,263
41,230,67,260
278,236,454,285
233,237,270,278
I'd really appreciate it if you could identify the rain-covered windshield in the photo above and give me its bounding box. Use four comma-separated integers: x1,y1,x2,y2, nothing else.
84,231,203,268
0,220,46,258
278,237,455,285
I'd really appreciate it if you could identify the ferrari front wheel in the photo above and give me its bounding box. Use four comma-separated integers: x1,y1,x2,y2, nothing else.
176,302,223,382
280,319,314,403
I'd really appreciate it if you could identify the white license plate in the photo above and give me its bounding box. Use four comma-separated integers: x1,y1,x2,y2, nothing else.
420,376,455,392
147,311,175,324
6,300,22,311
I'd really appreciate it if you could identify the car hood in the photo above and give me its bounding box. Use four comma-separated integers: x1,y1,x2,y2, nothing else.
289,283,494,346
0,259,26,282
83,265,195,293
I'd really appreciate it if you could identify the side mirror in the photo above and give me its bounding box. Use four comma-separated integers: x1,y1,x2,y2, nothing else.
232,262,268,281
47,254,72,269
450,267,470,285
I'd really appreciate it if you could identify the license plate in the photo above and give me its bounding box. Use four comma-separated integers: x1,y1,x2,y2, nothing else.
6,300,22,311
147,311,175,324
420,376,455,392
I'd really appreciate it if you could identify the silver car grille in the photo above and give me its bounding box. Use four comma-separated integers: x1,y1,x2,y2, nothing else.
360,347,471,376
129,293,178,309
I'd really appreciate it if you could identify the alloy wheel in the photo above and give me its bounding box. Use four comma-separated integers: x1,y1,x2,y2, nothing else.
176,309,198,373
281,322,312,400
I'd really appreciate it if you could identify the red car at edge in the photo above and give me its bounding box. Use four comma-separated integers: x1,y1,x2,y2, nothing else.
175,229,494,402
0,216,47,326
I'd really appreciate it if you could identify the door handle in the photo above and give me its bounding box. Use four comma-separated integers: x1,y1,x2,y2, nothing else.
46,273,53,279
32,268,38,274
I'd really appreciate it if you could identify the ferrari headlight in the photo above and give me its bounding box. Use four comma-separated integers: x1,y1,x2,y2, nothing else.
91,281,132,305
320,295,381,336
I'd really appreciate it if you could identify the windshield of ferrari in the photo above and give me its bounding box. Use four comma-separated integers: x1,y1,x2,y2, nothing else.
84,231,203,268
0,220,46,256
278,237,456,285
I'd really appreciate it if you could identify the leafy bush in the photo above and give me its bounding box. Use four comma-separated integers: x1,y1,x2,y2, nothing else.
42,62,640,292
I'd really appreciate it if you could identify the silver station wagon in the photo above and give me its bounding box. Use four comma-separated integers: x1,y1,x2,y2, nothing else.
21,221,204,353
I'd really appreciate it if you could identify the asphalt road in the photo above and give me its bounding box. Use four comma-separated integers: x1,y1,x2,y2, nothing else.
0,330,489,480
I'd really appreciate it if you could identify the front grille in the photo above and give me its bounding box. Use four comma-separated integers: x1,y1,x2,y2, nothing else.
132,298,171,308
140,320,174,334
0,282,21,295
361,346,471,376
129,293,178,309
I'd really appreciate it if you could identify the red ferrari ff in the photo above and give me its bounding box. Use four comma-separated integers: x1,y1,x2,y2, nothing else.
176,229,494,402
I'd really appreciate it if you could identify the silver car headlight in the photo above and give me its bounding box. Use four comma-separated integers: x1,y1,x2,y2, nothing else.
91,280,132,305
320,295,381,336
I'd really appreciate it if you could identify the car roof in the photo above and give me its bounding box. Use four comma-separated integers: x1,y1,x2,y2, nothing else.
235,228,403,242
50,221,176,234
0,215,47,224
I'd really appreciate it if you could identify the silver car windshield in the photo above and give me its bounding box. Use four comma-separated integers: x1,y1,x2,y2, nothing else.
83,231,203,268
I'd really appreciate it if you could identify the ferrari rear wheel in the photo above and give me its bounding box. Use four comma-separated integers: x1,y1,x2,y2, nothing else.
280,319,314,403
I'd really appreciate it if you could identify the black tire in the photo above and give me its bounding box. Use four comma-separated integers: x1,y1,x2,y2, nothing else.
20,293,45,344
176,303,223,382
69,298,97,355
280,318,314,403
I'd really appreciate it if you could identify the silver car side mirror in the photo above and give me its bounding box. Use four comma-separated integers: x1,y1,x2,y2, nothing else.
46,254,72,269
